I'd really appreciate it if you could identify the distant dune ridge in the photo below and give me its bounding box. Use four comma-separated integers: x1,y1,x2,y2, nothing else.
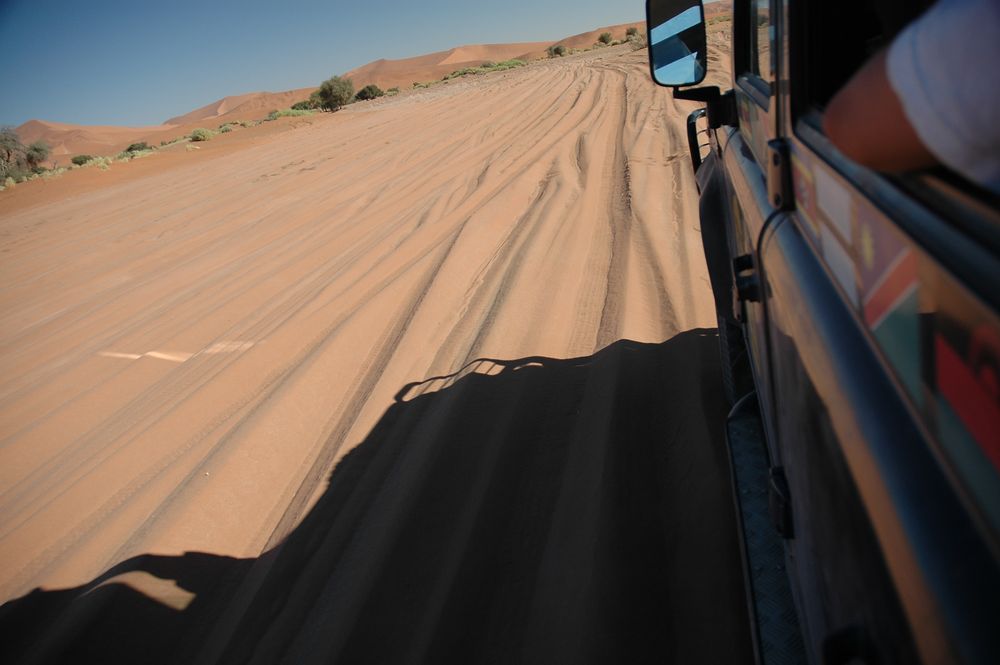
16,21,644,161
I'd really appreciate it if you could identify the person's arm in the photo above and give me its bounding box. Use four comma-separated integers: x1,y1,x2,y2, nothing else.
822,49,937,173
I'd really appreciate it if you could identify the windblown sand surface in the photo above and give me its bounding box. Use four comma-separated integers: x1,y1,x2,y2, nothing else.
0,37,749,664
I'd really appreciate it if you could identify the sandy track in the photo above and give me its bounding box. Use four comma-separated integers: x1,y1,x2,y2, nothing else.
0,45,749,663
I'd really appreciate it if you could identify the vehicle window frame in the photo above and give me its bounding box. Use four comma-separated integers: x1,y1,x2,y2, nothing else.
735,0,773,107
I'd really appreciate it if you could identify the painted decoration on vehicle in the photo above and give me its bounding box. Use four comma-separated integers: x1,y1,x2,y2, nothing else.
928,287,1000,533
789,135,999,537
855,200,921,403
791,153,820,241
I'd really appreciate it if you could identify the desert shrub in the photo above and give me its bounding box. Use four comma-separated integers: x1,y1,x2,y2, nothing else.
547,44,567,57
316,75,354,111
355,84,385,101
71,154,94,166
444,67,478,80
412,81,431,89
3,176,15,189
291,99,317,111
218,124,233,133
386,86,400,96
26,140,50,168
626,26,639,37
492,59,525,70
1,128,50,181
189,128,214,142
628,32,647,50
118,148,154,161
266,108,315,121
443,59,527,81
598,32,612,44
125,141,150,152
86,156,112,170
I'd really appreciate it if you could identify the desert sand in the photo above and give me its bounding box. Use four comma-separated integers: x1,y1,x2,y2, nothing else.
0,26,749,664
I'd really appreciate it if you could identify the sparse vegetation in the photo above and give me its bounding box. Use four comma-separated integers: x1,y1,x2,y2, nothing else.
386,86,400,96
292,91,323,111
266,108,316,121
443,59,526,80
316,75,354,111
1,128,50,184
413,81,431,89
547,44,567,57
189,128,215,142
598,31,613,44
116,147,155,161
71,154,94,166
354,84,385,101
628,31,647,50
125,141,150,152
626,26,639,37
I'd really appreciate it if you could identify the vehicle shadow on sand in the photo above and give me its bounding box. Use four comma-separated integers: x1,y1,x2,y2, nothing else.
0,329,753,665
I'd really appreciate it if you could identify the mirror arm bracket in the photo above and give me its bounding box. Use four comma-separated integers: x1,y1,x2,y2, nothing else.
673,86,737,129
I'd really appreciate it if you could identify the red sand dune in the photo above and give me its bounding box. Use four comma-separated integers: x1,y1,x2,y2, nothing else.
163,88,317,126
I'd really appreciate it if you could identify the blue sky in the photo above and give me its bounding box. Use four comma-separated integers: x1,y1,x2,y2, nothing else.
0,0,641,127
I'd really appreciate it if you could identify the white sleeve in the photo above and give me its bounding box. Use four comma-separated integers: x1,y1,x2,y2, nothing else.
886,0,1000,194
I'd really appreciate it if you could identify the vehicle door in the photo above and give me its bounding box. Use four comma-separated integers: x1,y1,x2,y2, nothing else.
757,1,1000,662
720,0,779,440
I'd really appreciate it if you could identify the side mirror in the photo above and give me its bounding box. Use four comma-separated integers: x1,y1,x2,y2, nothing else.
646,0,708,87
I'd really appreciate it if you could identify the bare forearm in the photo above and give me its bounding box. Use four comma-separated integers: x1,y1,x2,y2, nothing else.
823,49,937,172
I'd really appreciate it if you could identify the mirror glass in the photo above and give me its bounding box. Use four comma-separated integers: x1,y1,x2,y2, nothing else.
646,0,707,87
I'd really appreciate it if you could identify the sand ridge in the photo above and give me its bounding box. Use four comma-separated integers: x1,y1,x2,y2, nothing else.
0,30,748,664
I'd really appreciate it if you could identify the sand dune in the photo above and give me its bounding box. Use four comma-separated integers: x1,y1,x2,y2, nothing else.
342,41,551,91
0,29,746,664
163,88,318,126
15,119,173,160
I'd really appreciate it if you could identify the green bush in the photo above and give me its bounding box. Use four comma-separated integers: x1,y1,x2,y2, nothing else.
266,108,315,121
386,86,400,96
189,128,214,142
218,124,233,133
443,59,527,80
354,84,385,101
626,26,639,37
291,99,317,110
1,128,50,181
316,75,354,111
71,154,94,166
547,44,567,57
598,32,612,44
26,140,50,167
125,141,150,152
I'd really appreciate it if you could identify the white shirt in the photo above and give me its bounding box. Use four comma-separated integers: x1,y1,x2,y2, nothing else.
887,0,1000,195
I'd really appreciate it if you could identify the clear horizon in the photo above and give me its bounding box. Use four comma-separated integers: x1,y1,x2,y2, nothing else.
0,0,642,128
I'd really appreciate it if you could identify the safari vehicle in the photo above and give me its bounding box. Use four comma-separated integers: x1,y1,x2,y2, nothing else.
644,0,1000,663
